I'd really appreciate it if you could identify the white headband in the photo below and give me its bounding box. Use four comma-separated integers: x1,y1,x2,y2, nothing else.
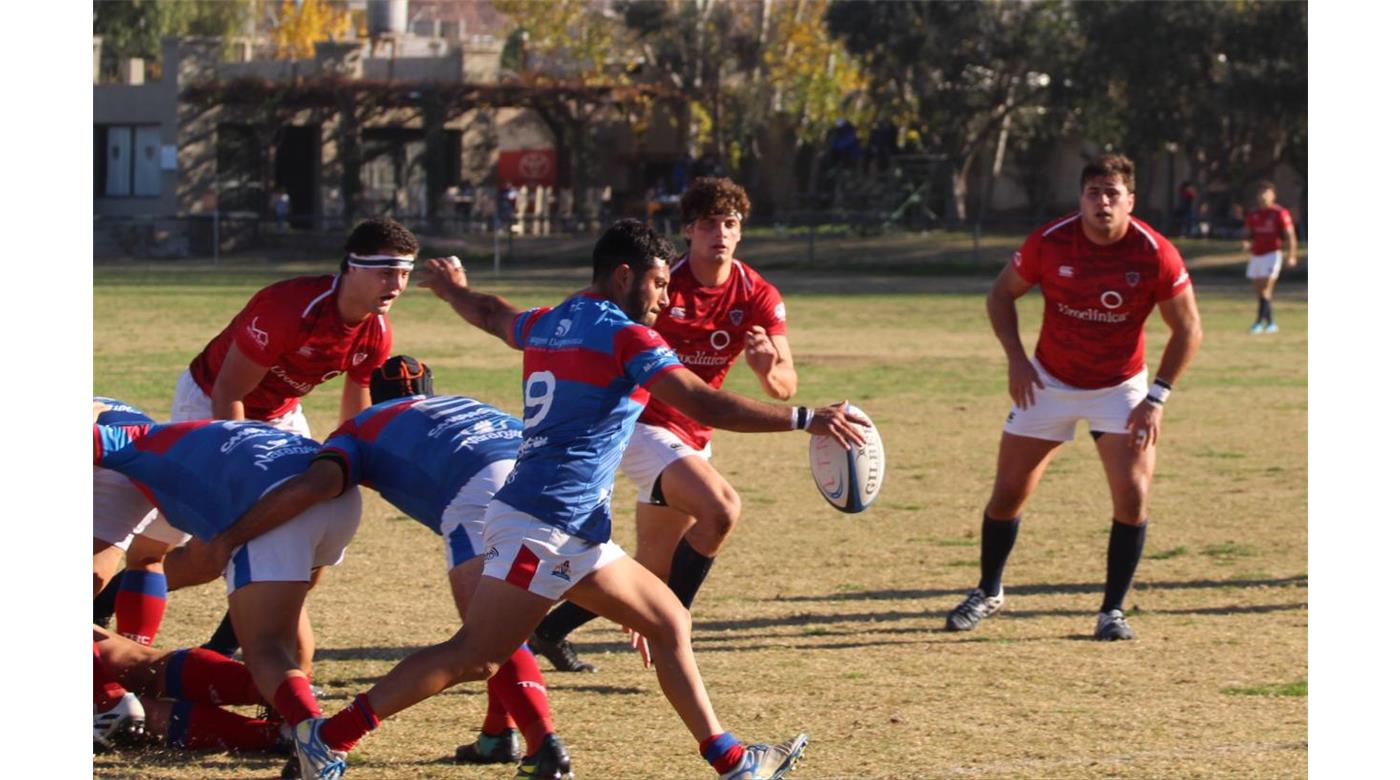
346,252,416,269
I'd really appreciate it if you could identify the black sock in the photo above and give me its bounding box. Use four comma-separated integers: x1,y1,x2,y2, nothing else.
1261,297,1274,325
1101,520,1148,613
534,601,599,643
201,611,241,657
94,573,122,626
666,538,715,609
977,514,1020,596
1255,296,1266,324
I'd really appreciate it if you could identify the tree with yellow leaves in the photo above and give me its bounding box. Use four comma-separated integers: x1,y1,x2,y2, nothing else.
271,0,351,60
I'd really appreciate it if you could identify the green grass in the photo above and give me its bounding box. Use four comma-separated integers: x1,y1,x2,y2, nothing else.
1223,680,1308,697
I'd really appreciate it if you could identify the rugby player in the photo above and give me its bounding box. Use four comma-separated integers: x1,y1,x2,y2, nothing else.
94,625,284,754
1242,180,1298,334
93,416,363,735
95,218,416,650
180,356,572,775
530,177,797,673
944,154,1204,641
290,221,867,780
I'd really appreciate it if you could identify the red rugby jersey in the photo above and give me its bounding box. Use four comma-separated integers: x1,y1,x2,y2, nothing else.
1245,205,1294,255
1012,214,1191,389
638,256,788,450
188,274,392,420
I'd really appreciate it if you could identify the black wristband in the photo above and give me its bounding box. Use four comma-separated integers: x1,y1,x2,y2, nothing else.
1152,377,1173,391
795,406,809,431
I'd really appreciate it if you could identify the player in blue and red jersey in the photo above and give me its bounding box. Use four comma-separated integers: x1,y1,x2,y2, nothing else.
291,221,868,780
93,398,159,604
178,356,571,775
944,154,1203,641
97,218,417,650
531,178,799,674
93,416,363,741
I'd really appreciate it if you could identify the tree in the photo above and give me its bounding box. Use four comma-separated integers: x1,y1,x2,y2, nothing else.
93,0,256,79
270,0,352,60
825,0,1083,225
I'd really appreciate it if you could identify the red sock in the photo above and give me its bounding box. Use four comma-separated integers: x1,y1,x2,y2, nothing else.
163,648,264,705
165,701,280,751
321,693,380,752
480,686,516,734
700,732,746,775
488,647,554,755
272,676,322,725
115,570,167,646
93,642,127,711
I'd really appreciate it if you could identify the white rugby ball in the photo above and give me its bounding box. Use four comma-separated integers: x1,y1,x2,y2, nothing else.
809,404,885,513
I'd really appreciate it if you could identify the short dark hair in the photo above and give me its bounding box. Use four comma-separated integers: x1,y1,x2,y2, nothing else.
342,218,420,272
1256,180,1276,193
591,219,676,283
680,177,751,225
1081,154,1136,193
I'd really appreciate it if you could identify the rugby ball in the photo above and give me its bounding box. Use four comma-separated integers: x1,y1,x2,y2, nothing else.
809,404,885,513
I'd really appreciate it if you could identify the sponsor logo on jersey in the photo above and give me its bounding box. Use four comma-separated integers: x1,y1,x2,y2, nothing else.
297,345,316,357
669,306,686,320
1013,251,1023,267
728,308,744,326
352,352,368,366
247,317,269,349
676,351,730,366
1100,291,1124,309
484,546,500,561
773,302,786,321
709,331,732,351
1125,271,1140,286
1055,302,1128,324
1058,265,1075,278
250,437,319,471
269,365,316,394
1173,269,1190,287
554,319,573,337
550,561,572,582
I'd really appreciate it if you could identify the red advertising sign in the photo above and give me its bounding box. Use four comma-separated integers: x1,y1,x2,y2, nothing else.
498,149,557,186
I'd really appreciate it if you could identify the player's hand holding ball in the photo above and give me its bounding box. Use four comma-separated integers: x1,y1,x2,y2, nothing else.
417,256,469,299
807,401,869,450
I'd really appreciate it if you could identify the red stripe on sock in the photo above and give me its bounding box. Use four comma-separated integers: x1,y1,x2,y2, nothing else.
487,647,552,754
505,546,541,591
272,676,321,725
321,693,379,752
115,592,166,646
174,648,264,705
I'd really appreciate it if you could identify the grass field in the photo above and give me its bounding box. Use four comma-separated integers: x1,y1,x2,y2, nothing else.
93,255,1307,779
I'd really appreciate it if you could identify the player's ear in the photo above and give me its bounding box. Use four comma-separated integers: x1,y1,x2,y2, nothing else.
610,262,633,291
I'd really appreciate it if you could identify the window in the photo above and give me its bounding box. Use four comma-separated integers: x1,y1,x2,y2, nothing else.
95,125,162,197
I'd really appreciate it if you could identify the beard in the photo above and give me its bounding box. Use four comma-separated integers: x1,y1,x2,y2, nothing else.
622,277,654,324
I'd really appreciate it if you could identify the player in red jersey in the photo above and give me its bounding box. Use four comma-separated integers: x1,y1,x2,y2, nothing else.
527,178,798,673
944,154,1203,641
95,218,417,651
1242,180,1298,334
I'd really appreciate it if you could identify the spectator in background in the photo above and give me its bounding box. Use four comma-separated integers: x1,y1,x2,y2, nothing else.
1176,181,1197,237
273,188,292,232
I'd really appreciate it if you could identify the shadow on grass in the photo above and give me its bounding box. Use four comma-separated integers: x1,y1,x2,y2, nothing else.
775,574,1307,604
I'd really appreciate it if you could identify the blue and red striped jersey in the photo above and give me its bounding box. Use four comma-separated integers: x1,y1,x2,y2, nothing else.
93,420,322,542
494,293,683,543
319,395,522,532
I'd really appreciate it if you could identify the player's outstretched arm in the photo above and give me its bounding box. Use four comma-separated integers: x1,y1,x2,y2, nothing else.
648,367,867,448
745,327,798,400
210,343,270,420
170,458,348,583
416,256,522,349
986,261,1043,409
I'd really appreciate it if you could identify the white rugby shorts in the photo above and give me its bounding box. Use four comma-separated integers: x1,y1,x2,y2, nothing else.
147,369,316,548
439,459,515,570
92,467,158,551
620,423,712,505
1246,250,1283,280
479,500,627,601
1003,358,1148,442
223,485,362,594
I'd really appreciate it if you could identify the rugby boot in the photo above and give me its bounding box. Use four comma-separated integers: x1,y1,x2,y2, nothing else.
293,718,347,780
456,728,523,764
514,733,573,779
720,733,810,780
527,632,597,673
945,587,1005,632
94,691,146,752
1094,609,1136,641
